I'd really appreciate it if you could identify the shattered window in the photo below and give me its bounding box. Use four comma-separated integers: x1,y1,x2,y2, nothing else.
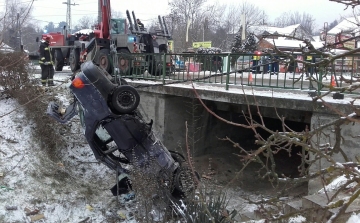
95,125,111,142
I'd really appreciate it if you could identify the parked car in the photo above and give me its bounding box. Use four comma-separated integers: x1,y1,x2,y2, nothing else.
46,61,196,202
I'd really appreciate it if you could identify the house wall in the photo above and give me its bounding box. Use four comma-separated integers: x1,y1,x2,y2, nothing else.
257,39,273,51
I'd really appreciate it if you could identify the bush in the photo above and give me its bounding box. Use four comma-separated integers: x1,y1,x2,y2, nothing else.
0,51,69,161
0,51,31,90
195,47,222,72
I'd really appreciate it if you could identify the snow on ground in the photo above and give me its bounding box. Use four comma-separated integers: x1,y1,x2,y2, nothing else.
2,65,360,222
0,83,137,222
347,213,360,223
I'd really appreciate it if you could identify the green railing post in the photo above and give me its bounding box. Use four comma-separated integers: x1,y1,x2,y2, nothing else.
315,56,325,96
226,53,231,90
162,53,166,85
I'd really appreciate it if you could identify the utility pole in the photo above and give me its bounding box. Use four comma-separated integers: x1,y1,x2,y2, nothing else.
186,18,191,51
98,0,101,25
16,12,21,51
241,14,246,41
63,0,78,33
203,17,208,42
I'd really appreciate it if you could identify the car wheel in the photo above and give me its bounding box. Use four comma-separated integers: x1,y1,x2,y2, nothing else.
111,85,140,114
169,150,200,197
173,164,198,196
170,151,186,165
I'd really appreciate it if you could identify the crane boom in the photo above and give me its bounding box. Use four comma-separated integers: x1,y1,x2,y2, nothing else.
99,0,111,39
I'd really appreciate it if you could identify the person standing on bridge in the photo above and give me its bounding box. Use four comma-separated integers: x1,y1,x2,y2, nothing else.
252,51,261,74
38,35,55,87
136,19,145,31
271,55,279,75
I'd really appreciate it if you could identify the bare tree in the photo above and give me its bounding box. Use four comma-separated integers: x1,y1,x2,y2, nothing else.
168,0,224,51
273,11,317,35
329,0,360,8
328,19,339,30
73,15,97,30
111,10,122,19
0,0,34,50
216,2,267,50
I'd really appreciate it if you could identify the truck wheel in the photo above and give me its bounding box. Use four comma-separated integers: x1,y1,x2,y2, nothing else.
54,49,64,71
117,49,131,75
148,61,162,76
95,49,111,73
111,85,140,114
69,48,80,72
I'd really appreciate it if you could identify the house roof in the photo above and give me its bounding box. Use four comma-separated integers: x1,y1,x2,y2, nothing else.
328,16,360,34
0,42,14,52
263,38,324,49
248,24,301,36
73,29,94,35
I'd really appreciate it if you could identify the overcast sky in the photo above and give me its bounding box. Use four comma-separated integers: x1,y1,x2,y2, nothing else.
6,0,356,31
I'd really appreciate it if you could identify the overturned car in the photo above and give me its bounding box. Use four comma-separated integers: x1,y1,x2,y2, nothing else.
47,61,196,202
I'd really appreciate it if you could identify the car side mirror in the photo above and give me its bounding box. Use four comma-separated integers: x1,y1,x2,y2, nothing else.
36,37,39,42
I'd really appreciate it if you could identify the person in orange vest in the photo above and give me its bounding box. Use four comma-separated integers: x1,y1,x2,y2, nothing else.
252,51,261,74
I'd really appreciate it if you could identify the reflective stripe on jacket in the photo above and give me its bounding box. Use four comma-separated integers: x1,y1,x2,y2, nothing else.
38,41,53,65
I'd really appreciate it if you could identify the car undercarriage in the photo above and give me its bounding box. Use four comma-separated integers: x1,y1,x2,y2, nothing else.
46,61,197,206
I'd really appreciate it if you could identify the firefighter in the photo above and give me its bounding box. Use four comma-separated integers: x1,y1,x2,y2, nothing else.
305,54,314,77
136,19,144,31
252,51,261,74
212,50,223,73
38,35,55,87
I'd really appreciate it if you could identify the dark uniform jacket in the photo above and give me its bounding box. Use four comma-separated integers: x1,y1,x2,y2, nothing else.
38,41,53,65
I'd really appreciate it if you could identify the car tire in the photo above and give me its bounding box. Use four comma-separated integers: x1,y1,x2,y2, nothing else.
111,85,140,114
170,151,186,164
169,150,200,198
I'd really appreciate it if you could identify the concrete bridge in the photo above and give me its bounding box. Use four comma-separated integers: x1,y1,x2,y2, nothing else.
128,79,360,194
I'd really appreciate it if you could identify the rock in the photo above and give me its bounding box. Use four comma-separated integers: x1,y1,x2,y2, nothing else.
30,214,45,222
5,206,17,210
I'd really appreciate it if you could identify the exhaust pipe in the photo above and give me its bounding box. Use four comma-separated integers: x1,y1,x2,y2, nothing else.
158,15,165,35
162,16,170,37
132,11,140,32
126,10,134,32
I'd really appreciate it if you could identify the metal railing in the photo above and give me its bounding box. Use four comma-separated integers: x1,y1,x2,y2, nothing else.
111,52,360,95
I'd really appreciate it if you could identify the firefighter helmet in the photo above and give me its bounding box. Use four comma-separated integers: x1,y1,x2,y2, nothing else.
42,35,53,42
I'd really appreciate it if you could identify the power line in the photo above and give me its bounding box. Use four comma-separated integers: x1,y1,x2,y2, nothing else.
32,13,97,17
31,5,97,12
62,0,79,33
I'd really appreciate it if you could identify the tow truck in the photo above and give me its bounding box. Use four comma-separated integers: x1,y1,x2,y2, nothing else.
36,0,173,76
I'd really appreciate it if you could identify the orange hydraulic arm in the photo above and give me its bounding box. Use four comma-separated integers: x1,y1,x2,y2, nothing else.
94,0,111,39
